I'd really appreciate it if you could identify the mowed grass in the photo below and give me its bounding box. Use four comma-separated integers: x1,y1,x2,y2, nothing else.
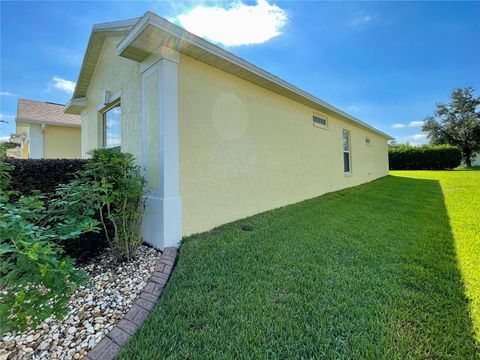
119,170,480,359
392,167,480,348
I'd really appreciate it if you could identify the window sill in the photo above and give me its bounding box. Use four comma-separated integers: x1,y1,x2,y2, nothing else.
344,172,353,177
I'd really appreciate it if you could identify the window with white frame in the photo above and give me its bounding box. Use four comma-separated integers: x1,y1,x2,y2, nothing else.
342,130,351,174
103,103,121,149
313,114,328,128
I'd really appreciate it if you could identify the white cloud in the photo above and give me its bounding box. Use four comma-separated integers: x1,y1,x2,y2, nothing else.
349,14,377,27
174,0,288,46
0,135,10,142
411,134,427,140
51,76,76,94
392,123,405,128
0,113,15,121
0,91,17,97
409,120,424,127
398,133,428,145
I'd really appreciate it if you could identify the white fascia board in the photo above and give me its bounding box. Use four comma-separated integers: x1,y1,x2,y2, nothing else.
69,97,87,107
15,117,81,128
69,19,138,101
117,12,393,140
116,15,151,56
92,17,140,32
65,97,87,114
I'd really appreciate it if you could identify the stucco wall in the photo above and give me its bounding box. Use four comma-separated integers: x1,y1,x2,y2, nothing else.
81,36,141,159
21,143,29,159
178,54,389,236
44,125,81,159
80,36,389,238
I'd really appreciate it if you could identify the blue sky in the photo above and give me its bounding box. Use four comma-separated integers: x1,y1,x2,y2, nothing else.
1,1,479,143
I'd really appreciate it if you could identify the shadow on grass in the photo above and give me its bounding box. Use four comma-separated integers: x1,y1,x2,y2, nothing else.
119,175,479,359
372,176,478,357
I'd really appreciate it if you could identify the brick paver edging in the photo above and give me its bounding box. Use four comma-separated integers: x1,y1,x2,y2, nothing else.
86,247,177,360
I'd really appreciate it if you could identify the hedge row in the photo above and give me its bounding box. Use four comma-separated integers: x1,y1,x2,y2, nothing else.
1,158,107,263
2,158,87,195
388,145,461,170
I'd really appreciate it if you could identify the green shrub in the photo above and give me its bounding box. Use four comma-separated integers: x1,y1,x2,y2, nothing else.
2,158,86,196
0,141,17,159
2,158,107,262
0,162,99,333
69,149,146,262
388,144,462,170
0,150,145,332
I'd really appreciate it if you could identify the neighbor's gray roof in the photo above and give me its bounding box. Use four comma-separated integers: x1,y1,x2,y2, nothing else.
67,12,392,139
17,98,81,126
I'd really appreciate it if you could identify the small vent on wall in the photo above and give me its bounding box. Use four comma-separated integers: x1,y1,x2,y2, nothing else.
365,137,371,145
313,115,328,127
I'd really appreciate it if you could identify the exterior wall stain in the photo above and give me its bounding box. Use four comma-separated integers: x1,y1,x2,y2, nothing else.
81,37,389,237
178,54,389,236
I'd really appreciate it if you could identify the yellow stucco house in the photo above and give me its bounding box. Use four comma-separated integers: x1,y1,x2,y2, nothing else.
65,12,393,249
12,98,81,159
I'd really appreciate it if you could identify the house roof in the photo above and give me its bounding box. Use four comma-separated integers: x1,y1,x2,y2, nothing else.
18,98,81,127
70,18,139,102
66,12,392,140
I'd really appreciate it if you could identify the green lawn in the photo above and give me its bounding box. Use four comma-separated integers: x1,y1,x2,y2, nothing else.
119,169,480,359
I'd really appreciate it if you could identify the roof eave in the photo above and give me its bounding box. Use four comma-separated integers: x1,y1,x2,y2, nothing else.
65,97,87,115
16,117,81,128
116,12,393,140
66,18,139,112
68,12,393,140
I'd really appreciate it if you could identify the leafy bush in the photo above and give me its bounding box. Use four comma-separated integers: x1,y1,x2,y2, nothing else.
2,158,86,196
388,144,462,170
3,158,107,262
69,149,146,262
0,162,99,333
0,150,145,332
0,141,17,159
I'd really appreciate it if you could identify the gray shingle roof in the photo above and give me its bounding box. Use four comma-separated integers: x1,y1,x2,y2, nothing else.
17,98,81,126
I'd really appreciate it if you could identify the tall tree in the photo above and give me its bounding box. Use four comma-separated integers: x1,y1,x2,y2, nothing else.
0,133,18,159
423,87,480,166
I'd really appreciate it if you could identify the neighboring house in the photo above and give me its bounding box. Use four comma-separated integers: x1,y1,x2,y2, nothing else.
65,12,393,249
12,98,81,159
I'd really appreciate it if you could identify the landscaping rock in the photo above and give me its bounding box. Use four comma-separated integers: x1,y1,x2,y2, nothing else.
0,244,161,360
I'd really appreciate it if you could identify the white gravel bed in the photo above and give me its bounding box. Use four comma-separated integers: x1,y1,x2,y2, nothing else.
0,244,162,360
